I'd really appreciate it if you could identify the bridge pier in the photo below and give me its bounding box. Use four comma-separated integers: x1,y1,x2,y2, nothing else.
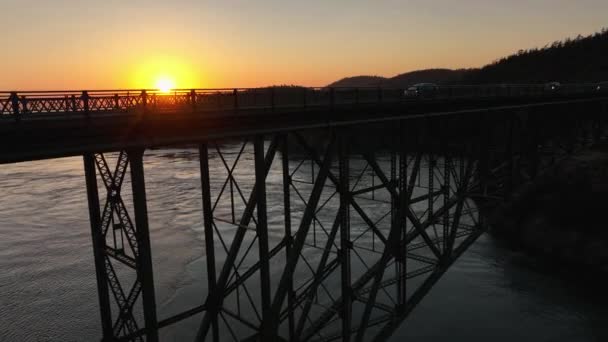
129,149,159,342
83,150,158,342
198,144,219,342
84,153,113,341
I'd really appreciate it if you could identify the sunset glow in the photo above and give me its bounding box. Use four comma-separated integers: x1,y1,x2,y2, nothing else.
0,1,607,90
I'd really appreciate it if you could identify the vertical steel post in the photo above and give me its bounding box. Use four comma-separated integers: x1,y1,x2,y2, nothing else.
10,92,20,122
505,113,514,197
141,90,147,116
83,153,113,341
191,89,197,112
428,118,434,222
529,111,540,179
391,130,397,256
82,91,90,118
114,94,120,110
478,112,490,196
233,88,238,111
396,121,407,311
199,143,219,342
128,149,159,342
339,130,352,341
281,134,295,340
254,136,272,339
19,96,28,115
442,122,451,257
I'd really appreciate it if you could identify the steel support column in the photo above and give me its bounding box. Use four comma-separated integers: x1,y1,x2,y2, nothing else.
281,134,295,341
199,143,219,342
442,122,451,259
528,111,540,179
254,136,273,340
478,112,490,196
128,149,159,342
396,121,408,311
338,130,352,342
505,113,515,197
84,153,114,341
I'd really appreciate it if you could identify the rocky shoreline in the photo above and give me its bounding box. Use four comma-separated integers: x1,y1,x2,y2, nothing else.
489,146,608,272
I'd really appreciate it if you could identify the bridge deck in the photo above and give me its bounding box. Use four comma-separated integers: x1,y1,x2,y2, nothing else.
1,87,605,163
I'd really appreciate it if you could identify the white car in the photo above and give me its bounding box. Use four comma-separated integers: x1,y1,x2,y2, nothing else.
404,83,439,98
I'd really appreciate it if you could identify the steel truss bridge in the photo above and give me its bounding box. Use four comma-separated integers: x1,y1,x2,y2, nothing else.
1,85,607,341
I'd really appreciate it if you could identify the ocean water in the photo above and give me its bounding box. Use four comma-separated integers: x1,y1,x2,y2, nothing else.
0,147,606,342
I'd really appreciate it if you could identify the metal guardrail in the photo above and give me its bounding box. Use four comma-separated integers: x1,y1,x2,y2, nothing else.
0,84,605,119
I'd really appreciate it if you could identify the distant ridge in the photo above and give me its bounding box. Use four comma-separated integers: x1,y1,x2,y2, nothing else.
388,69,472,87
328,69,472,88
329,28,608,87
328,75,388,87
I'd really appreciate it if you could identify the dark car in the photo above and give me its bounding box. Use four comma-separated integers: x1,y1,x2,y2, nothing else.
404,83,439,99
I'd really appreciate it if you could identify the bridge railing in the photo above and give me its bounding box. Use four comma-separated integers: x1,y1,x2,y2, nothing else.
1,83,606,119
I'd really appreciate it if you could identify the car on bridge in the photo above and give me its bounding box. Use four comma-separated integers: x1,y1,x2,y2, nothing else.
404,83,439,99
596,82,608,92
544,82,561,92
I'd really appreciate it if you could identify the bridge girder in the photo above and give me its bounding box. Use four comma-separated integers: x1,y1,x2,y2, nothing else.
77,98,608,341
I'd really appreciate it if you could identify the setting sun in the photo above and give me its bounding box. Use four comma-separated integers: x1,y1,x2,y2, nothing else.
156,77,175,92
128,56,203,90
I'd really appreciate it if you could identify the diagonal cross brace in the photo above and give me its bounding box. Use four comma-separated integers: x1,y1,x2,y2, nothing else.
269,134,337,333
196,136,280,341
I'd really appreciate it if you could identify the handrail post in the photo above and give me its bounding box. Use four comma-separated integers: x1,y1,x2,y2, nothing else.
233,88,238,111
355,88,360,104
303,87,307,109
191,89,197,112
19,95,27,114
114,93,120,110
141,90,147,115
377,86,382,103
271,86,275,111
71,95,77,112
10,92,20,121
82,91,90,118
330,87,335,109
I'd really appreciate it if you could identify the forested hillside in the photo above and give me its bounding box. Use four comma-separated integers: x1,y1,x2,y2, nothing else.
468,28,608,83
329,29,608,87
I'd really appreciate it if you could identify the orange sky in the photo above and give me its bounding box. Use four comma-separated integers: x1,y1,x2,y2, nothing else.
1,0,607,90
